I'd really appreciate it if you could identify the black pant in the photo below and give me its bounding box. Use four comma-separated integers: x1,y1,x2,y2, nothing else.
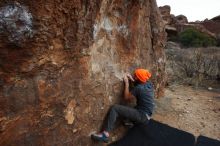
104,104,148,132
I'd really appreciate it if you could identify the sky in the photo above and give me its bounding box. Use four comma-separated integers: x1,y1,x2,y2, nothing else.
156,0,220,22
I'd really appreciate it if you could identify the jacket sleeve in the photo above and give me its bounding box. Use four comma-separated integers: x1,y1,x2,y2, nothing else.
130,86,140,98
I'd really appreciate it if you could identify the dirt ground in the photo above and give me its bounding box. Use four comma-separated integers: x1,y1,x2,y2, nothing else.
153,85,220,140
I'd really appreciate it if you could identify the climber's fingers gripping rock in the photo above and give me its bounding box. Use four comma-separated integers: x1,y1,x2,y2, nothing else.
126,73,135,82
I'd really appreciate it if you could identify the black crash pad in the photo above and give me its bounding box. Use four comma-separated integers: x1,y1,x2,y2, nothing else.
109,119,195,146
196,135,220,146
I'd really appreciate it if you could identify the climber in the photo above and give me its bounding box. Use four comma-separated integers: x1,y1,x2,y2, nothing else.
91,69,155,143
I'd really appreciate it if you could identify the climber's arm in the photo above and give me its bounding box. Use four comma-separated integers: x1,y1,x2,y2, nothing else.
123,75,135,101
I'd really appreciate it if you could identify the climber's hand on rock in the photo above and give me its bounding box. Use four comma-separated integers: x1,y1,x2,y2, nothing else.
126,73,134,82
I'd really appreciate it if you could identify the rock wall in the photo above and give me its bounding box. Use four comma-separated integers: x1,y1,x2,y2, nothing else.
0,0,166,145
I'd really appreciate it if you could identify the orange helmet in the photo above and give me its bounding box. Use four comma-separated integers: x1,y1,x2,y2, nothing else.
134,69,151,83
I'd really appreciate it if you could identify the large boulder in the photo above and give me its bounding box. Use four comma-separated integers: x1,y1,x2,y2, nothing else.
0,0,166,145
159,5,188,26
175,15,188,24
159,5,172,25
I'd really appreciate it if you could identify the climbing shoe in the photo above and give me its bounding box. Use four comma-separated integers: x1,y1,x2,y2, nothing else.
91,132,109,143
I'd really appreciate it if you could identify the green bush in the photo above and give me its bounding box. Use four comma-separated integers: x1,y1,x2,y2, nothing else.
179,28,217,47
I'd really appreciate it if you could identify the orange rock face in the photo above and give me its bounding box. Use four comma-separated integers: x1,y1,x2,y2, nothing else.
0,0,166,145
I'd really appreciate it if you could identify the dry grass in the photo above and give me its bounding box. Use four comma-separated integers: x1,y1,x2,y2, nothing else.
165,44,220,87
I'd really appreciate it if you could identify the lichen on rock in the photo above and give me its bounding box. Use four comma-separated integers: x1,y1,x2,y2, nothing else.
0,2,33,46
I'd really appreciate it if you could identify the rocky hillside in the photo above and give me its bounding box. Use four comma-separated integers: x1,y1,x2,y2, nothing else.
194,16,220,35
0,0,166,145
159,5,216,40
194,16,220,45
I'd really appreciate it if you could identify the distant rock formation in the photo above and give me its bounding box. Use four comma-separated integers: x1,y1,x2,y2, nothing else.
159,5,188,39
175,15,188,24
159,5,188,26
159,5,172,25
191,16,220,34
159,5,216,40
176,23,216,38
195,15,220,44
